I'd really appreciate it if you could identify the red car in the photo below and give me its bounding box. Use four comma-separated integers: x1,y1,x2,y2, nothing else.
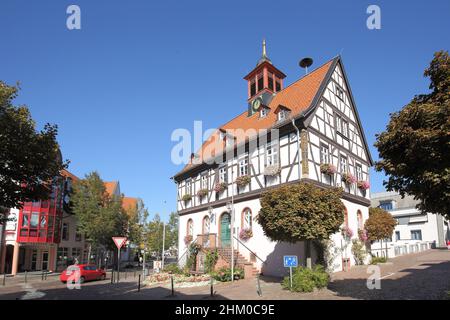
60,264,106,284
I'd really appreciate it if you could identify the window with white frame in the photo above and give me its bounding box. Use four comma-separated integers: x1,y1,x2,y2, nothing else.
265,142,279,166
239,156,249,176
242,208,252,230
202,216,210,234
356,163,363,181
335,86,344,100
336,114,349,138
320,144,330,164
339,155,348,173
187,219,194,236
277,109,289,122
260,107,269,118
219,166,227,183
185,179,192,194
201,174,208,190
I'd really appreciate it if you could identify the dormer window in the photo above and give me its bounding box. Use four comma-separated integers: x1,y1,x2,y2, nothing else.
277,109,290,122
260,107,269,118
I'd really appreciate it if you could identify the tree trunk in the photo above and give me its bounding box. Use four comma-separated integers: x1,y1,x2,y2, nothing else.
306,240,312,269
87,244,92,264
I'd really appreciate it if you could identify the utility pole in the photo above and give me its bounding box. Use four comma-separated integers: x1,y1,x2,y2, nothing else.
161,222,166,270
231,166,235,283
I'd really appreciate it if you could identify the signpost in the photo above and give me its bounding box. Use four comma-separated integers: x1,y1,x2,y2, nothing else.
112,236,127,283
283,255,298,289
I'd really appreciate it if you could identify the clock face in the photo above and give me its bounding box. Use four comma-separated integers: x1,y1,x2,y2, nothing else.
252,98,262,112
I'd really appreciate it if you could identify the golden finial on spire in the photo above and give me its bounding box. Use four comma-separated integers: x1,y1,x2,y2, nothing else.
262,39,267,58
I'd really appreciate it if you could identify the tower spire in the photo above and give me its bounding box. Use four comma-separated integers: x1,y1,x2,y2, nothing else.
262,39,267,58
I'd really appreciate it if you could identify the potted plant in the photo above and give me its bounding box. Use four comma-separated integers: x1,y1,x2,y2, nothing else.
182,194,192,202
239,228,253,241
341,172,356,185
214,182,227,193
358,229,368,242
357,180,370,190
264,164,280,176
320,163,337,175
236,175,251,188
197,189,208,198
341,226,354,240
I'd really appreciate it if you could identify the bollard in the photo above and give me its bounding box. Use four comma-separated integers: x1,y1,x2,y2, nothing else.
41,270,44,281
2,273,5,286
138,274,141,292
111,270,114,284
210,276,214,297
25,271,27,283
171,275,174,296
45,271,48,280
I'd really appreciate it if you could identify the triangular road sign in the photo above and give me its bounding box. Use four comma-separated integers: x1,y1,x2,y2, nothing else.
112,237,127,249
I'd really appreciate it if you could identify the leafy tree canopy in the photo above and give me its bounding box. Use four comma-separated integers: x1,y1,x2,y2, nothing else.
374,50,450,219
257,182,345,242
365,207,397,242
0,81,68,223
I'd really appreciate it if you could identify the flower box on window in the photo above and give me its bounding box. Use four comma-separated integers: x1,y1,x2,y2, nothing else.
197,189,208,198
341,172,356,184
358,229,368,242
357,180,370,190
214,182,227,193
236,175,251,188
182,194,192,202
239,228,253,241
320,163,337,175
264,164,280,176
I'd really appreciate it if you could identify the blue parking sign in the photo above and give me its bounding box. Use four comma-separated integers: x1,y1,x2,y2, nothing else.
283,255,298,268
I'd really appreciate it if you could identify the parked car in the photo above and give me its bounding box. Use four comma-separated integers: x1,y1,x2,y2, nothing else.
60,264,106,284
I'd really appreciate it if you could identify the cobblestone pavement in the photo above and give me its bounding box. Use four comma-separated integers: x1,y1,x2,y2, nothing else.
0,249,449,300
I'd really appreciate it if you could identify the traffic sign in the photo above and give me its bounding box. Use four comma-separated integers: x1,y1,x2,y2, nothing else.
283,255,298,268
112,237,127,249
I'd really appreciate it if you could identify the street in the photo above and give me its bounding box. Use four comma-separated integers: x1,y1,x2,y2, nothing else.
0,249,449,300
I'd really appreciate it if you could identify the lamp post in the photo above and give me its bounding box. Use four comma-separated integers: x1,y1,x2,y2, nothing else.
227,165,235,282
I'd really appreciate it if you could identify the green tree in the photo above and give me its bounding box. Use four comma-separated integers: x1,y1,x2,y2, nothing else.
0,81,68,224
365,207,397,258
70,172,128,261
375,50,450,219
166,212,179,250
257,182,345,268
125,198,149,247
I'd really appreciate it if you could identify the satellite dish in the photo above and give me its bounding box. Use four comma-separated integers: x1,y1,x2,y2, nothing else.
299,57,313,74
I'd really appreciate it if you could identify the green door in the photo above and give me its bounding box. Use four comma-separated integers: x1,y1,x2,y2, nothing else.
220,213,231,247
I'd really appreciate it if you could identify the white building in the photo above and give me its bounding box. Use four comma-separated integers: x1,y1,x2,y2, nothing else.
173,43,373,276
370,191,449,258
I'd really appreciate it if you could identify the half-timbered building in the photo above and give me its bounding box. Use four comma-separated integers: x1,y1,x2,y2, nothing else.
173,42,373,276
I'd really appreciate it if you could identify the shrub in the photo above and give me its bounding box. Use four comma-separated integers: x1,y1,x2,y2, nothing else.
204,249,219,274
282,265,330,292
357,180,370,190
163,264,183,274
342,172,356,184
351,239,367,265
211,267,244,282
341,226,354,240
370,256,387,264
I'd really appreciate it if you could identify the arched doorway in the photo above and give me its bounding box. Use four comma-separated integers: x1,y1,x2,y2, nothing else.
219,212,231,247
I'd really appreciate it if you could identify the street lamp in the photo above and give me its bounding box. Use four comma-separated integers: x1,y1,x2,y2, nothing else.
227,165,236,282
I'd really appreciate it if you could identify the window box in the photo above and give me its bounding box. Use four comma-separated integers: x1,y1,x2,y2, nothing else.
184,235,193,245
264,164,280,176
214,182,227,193
236,175,251,188
197,189,208,198
357,180,370,190
341,226,354,240
182,194,192,202
239,228,253,241
341,172,356,185
320,163,337,175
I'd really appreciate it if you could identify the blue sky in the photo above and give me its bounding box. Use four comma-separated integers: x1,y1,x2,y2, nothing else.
1,1,449,222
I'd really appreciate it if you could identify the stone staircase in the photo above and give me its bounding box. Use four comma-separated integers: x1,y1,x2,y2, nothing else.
216,247,259,277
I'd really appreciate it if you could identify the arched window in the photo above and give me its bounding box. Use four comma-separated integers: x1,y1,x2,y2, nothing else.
357,210,363,230
187,219,193,236
242,208,252,230
202,216,210,234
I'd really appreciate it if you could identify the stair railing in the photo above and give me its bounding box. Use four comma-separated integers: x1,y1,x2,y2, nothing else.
233,236,266,265
177,237,198,267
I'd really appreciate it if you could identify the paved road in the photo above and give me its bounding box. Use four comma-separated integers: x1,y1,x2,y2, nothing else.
0,249,449,300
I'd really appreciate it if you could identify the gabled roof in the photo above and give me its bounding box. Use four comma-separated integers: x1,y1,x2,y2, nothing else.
104,181,119,197
122,197,138,214
173,57,337,179
61,169,79,182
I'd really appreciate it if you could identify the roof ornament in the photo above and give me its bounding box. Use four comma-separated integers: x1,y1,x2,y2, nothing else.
262,39,267,58
257,38,272,66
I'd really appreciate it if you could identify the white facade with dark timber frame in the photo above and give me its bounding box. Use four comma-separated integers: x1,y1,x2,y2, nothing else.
173,46,373,276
